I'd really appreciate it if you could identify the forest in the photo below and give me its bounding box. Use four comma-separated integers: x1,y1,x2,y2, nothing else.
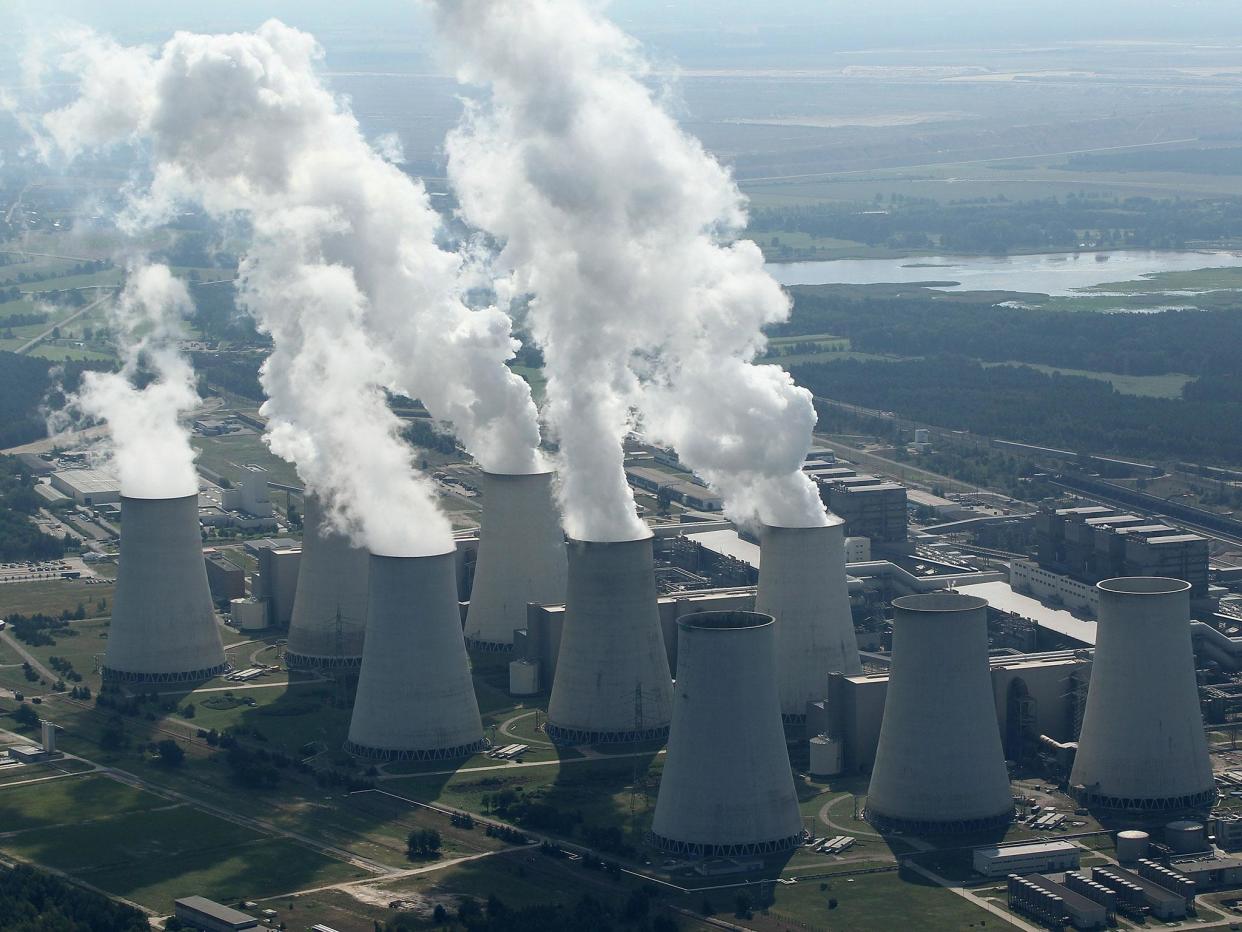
0,863,149,932
0,455,68,561
0,351,106,449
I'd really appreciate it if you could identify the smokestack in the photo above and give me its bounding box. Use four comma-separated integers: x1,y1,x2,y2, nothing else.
756,520,861,720
651,611,804,856
345,551,485,760
465,471,567,650
1070,577,1214,814
285,494,370,672
103,494,228,684
545,535,673,744
866,592,1013,833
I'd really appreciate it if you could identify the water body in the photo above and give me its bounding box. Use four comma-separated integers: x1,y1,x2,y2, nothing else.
765,249,1242,296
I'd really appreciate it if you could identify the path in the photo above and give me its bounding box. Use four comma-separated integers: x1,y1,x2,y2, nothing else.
0,630,57,683
258,847,512,900
378,746,666,781
498,709,553,747
14,289,116,355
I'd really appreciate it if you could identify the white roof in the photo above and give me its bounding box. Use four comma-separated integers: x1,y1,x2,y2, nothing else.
976,840,1077,858
958,579,1096,646
685,528,761,568
52,468,120,494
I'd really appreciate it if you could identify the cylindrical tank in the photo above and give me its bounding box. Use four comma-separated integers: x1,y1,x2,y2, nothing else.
546,534,673,744
809,734,844,778
866,592,1014,834
1165,820,1208,854
465,471,567,650
756,521,862,720
345,551,485,760
651,611,804,856
285,494,370,672
1069,578,1214,814
508,659,541,697
1115,830,1150,863
104,494,228,684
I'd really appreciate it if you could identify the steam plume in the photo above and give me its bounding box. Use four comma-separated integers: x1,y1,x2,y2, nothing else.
70,264,200,499
433,0,828,535
38,21,546,551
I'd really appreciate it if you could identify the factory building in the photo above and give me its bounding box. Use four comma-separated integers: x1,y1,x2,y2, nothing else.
220,464,273,517
545,535,674,745
1090,865,1190,920
285,495,369,671
865,592,1014,833
203,551,246,604
1010,559,1099,617
976,840,1080,877
650,611,803,856
625,466,724,511
49,468,122,506
1070,578,1215,814
1021,874,1109,930
464,471,567,650
346,551,484,760
253,544,301,628
755,521,861,720
817,475,908,545
103,495,228,684
173,896,258,931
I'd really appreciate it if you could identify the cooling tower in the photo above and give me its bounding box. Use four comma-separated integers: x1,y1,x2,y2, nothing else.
464,470,567,650
345,551,485,760
651,611,804,856
755,520,861,720
545,534,673,744
103,494,228,684
866,592,1014,833
285,494,370,671
1070,577,1214,814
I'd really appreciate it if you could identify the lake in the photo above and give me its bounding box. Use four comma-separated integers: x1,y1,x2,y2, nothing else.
765,249,1242,296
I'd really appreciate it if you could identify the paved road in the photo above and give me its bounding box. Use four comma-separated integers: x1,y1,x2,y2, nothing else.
0,630,57,684
14,289,116,355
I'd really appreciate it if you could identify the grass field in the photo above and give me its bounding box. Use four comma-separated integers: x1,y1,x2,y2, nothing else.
0,580,114,620
191,430,302,487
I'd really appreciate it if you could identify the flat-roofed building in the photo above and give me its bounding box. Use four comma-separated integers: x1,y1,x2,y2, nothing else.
974,840,1080,877
50,468,122,506
819,477,907,544
204,551,246,603
174,896,259,931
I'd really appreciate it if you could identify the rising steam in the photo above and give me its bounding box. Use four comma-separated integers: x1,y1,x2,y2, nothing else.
69,264,200,500
433,0,828,536
37,21,548,552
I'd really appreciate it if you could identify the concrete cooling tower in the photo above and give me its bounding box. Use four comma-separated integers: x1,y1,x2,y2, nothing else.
103,494,228,684
866,592,1014,834
1070,577,1214,814
755,520,861,721
545,534,674,745
345,551,485,760
464,470,567,650
285,495,370,672
651,611,804,856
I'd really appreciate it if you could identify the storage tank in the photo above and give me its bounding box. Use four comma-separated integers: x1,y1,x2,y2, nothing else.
464,470,567,650
508,659,541,697
1165,820,1208,854
103,494,228,684
865,592,1014,833
650,611,804,856
1070,578,1214,814
345,551,485,760
1115,830,1150,863
285,494,369,672
809,734,844,778
755,520,862,720
545,534,673,744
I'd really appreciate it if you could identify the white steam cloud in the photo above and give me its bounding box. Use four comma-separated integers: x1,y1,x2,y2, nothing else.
433,0,828,537
37,20,548,552
69,264,201,500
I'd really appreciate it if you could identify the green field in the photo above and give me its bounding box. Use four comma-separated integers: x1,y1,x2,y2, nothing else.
0,580,114,621
0,774,155,832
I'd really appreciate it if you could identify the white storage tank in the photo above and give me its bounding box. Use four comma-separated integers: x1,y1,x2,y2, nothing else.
1165,820,1208,854
809,734,844,778
230,598,268,631
509,659,541,697
1115,830,1150,863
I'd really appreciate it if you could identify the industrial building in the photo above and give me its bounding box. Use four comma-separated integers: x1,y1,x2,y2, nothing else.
49,467,122,505
755,521,861,720
284,494,369,671
103,495,229,684
625,466,724,512
204,551,246,603
252,543,301,629
650,611,803,857
346,551,484,760
173,896,259,931
865,592,1014,833
1090,865,1190,920
545,535,674,745
1013,873,1109,929
975,840,1080,877
817,474,908,545
464,470,567,650
1070,577,1215,814
220,464,274,517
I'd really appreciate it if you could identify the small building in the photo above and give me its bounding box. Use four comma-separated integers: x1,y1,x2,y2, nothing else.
1026,874,1109,930
173,896,259,931
1091,865,1188,920
1214,814,1242,852
1168,853,1242,891
974,840,1080,877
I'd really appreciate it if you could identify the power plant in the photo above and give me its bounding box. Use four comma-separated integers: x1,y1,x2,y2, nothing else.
103,494,229,684
345,551,485,760
284,494,370,672
755,520,862,720
866,592,1014,833
1070,577,1215,814
545,534,674,744
651,610,804,856
464,470,567,650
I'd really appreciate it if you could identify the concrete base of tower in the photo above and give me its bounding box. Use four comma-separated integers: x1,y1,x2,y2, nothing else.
283,651,363,673
343,736,489,762
544,722,670,747
866,807,1014,836
101,662,231,686
647,830,808,859
1071,785,1216,815
463,637,515,654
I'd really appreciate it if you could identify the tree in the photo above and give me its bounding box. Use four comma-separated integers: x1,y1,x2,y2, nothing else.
406,829,442,860
12,703,39,729
431,904,448,925
157,739,185,767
